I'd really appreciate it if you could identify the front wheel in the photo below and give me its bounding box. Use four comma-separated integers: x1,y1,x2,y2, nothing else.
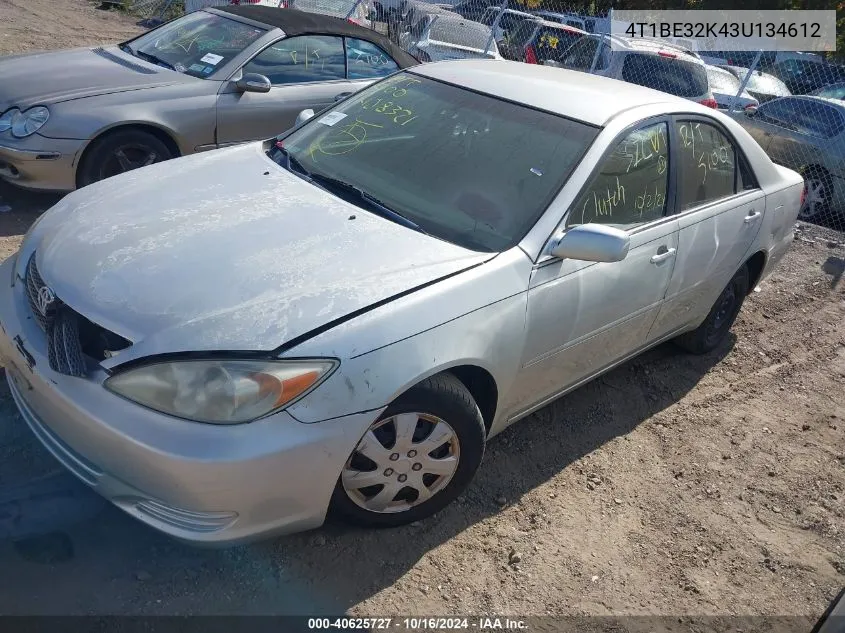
674,264,749,355
330,373,486,527
78,129,172,188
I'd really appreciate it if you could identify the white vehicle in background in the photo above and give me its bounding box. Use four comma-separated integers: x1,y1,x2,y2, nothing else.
706,65,759,111
400,12,502,61
478,6,536,45
558,34,718,108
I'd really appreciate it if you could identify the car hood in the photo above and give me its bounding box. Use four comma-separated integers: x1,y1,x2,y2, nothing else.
32,143,492,362
0,47,184,111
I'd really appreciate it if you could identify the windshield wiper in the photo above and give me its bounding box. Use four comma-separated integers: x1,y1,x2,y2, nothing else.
309,172,427,235
119,43,137,57
134,49,176,71
273,144,313,182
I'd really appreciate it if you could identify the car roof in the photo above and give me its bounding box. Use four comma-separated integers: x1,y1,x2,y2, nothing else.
780,95,845,110
411,59,698,126
216,6,419,67
531,19,587,34
602,35,703,61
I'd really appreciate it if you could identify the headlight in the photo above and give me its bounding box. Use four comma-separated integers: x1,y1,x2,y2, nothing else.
11,106,50,138
0,108,17,133
104,358,337,424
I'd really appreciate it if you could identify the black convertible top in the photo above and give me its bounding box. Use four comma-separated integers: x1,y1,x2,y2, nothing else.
218,5,419,68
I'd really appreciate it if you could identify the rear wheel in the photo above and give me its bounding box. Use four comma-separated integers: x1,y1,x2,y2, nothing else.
675,264,749,355
799,167,831,222
78,129,172,187
330,373,486,527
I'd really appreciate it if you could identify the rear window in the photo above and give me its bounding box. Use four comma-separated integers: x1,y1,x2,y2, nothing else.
621,53,709,98
429,19,492,49
706,67,740,93
745,72,790,96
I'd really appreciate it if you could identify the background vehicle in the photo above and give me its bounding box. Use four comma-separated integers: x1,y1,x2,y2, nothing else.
500,20,584,65
534,10,586,31
718,65,791,104
769,58,845,95
400,11,502,60
811,82,845,100
732,96,845,221
0,61,802,545
706,65,759,111
559,35,717,108
0,6,417,191
478,7,537,46
287,0,373,26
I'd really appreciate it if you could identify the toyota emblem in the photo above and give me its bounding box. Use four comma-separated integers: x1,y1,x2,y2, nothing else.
36,285,56,317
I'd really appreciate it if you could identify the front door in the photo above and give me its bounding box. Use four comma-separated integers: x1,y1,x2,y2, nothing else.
216,35,361,146
504,120,680,418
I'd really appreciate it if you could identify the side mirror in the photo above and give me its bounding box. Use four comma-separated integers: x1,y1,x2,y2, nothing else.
295,109,315,126
744,105,758,117
550,223,630,263
236,73,271,94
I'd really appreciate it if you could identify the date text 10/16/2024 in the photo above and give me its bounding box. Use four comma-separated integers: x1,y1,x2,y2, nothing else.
307,617,529,630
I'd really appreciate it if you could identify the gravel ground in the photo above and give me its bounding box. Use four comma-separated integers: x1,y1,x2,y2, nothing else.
0,1,844,623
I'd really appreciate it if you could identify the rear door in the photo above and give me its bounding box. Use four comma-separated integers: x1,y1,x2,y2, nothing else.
216,35,358,145
650,116,765,339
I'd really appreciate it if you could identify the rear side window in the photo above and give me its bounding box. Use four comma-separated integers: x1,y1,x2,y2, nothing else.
567,122,669,229
508,20,538,47
675,120,737,210
533,27,583,62
792,100,845,138
621,53,709,98
346,38,399,79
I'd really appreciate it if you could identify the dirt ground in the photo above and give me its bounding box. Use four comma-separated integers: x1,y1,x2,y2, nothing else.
0,0,844,624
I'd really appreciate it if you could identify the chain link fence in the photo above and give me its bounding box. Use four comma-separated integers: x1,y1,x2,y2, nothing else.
134,0,845,232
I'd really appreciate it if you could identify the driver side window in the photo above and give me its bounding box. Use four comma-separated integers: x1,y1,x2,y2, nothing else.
567,122,669,229
243,35,346,85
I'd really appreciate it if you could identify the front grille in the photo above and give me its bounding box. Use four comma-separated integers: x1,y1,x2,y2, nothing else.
25,254,87,377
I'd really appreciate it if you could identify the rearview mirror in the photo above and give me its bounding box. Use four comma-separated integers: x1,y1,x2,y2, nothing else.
236,73,271,94
295,109,316,126
744,105,758,117
550,224,630,263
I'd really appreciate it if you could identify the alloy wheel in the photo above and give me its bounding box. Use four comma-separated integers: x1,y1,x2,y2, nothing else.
102,144,159,180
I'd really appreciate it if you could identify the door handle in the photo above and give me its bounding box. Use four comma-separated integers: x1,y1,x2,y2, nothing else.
650,247,676,264
744,210,762,223
334,92,353,102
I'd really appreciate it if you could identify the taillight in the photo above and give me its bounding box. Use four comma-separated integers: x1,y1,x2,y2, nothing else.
800,183,807,208
699,97,718,109
525,45,538,64
278,0,288,6
657,50,677,58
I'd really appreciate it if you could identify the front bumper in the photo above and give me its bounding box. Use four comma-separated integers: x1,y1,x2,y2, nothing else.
0,256,380,545
0,135,85,192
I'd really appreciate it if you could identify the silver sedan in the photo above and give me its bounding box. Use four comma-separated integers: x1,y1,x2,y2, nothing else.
0,5,417,191
0,61,802,545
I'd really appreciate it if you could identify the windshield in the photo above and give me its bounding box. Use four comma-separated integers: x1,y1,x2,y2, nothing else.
273,73,598,252
125,11,266,77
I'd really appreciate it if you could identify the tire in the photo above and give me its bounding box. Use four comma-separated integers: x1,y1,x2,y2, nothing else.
330,372,486,528
78,129,173,188
799,167,832,222
674,264,749,355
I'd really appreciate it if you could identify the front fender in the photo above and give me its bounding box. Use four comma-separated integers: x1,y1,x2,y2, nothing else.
284,249,532,426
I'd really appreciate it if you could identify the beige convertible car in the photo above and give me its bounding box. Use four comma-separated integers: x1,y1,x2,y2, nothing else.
0,5,417,191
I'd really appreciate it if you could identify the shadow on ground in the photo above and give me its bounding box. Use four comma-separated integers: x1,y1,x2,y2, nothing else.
0,337,733,615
